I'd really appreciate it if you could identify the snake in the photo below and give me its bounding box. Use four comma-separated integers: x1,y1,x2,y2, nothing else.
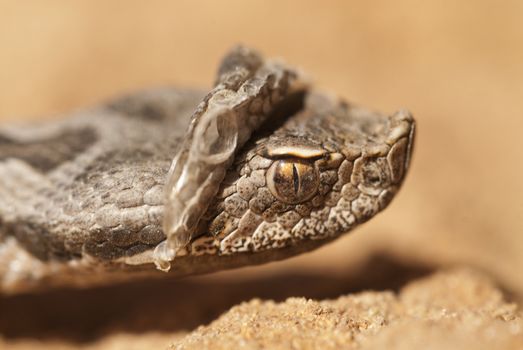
0,46,415,293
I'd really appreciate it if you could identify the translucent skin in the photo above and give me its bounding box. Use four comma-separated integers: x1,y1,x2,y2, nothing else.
158,46,303,270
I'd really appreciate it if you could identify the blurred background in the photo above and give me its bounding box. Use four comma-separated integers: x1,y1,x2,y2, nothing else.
0,0,522,348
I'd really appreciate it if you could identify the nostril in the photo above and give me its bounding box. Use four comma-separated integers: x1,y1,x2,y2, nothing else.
368,174,381,184
363,168,381,185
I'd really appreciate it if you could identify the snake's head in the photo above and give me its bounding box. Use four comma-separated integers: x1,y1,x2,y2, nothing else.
187,93,415,257
0,46,415,288
155,46,415,271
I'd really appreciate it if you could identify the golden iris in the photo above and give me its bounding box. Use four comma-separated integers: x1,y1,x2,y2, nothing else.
266,159,319,204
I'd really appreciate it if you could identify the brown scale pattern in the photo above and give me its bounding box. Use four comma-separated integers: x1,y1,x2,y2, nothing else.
189,94,414,257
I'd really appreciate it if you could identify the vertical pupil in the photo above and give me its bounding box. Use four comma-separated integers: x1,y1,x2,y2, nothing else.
292,163,299,195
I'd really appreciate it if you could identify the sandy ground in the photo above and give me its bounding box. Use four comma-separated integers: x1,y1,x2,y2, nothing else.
0,1,522,349
2,269,522,349
172,269,523,350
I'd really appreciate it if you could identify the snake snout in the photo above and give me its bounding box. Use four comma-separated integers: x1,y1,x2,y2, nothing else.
386,109,416,185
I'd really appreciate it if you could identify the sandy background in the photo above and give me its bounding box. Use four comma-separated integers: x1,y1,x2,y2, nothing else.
1,1,522,348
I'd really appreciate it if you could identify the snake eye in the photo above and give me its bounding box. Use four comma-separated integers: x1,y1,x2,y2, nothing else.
266,159,319,204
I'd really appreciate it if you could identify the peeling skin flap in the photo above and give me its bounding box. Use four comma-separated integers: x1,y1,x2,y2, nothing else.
154,46,304,271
